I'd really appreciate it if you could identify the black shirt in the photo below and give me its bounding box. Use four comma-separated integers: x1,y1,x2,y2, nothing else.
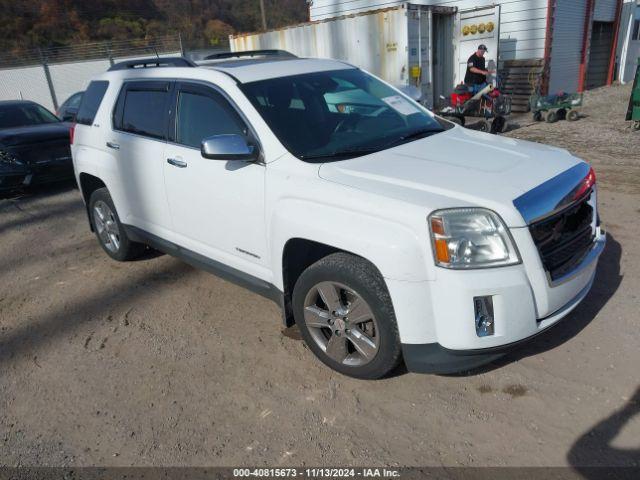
464,53,486,85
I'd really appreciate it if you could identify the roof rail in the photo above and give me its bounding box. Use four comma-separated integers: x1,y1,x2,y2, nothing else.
108,57,196,71
204,49,296,61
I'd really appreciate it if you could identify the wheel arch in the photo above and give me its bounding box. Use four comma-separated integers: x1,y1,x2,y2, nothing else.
78,173,107,231
280,238,385,327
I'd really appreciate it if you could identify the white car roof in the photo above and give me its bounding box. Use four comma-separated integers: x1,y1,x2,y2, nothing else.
202,58,354,83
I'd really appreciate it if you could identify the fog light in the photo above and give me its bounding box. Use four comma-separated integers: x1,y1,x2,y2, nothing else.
474,296,494,337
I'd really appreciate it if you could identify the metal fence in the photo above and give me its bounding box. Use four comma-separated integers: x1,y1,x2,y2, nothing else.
0,35,183,112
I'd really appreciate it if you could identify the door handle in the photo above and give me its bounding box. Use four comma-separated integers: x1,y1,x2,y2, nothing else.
106,142,120,150
167,157,187,168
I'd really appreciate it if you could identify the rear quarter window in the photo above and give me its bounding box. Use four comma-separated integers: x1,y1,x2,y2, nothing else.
76,81,109,126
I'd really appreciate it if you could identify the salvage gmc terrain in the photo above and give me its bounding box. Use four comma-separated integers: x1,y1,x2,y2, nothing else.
70,54,605,379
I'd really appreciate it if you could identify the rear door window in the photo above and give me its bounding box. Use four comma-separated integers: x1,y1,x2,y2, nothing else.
76,81,109,126
114,81,171,140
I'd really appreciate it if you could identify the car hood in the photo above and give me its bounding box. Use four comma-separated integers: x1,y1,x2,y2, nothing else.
0,123,71,147
318,127,584,227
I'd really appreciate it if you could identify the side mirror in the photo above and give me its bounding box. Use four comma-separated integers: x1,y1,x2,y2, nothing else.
201,134,258,161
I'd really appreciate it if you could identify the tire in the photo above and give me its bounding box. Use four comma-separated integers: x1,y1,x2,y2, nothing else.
557,108,567,120
478,119,491,132
490,116,506,134
533,111,542,122
545,110,558,123
567,110,580,122
89,188,146,261
448,115,464,126
292,253,402,379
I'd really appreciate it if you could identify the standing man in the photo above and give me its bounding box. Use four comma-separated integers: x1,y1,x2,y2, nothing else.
464,44,492,94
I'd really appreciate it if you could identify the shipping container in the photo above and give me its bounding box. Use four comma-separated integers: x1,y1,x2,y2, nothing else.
230,3,501,108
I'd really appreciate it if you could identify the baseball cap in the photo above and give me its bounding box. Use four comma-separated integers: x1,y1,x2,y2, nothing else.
478,44,488,52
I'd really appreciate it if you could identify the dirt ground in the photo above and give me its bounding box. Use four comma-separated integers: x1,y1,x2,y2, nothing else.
1,83,639,469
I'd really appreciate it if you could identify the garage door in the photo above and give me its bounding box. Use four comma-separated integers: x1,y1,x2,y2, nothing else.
586,21,615,89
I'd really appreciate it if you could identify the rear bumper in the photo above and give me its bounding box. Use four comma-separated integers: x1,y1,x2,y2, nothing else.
402,269,597,374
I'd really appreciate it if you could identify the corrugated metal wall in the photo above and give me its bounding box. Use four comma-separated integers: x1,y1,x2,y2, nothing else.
548,0,588,93
48,59,112,109
593,0,618,22
0,52,180,111
0,66,53,110
232,8,410,86
309,0,549,60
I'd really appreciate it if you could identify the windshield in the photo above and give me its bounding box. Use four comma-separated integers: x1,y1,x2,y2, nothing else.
0,103,60,129
239,69,447,161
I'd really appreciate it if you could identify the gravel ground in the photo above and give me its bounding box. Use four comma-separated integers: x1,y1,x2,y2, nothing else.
0,83,638,469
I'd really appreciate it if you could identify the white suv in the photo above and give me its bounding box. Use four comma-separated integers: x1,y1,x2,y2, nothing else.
71,54,605,379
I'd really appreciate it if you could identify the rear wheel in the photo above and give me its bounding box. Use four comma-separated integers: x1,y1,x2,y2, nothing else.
545,110,558,123
89,188,145,261
292,253,402,379
533,111,542,122
567,109,580,122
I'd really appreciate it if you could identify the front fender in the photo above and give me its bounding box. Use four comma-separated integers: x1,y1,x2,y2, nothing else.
269,197,433,290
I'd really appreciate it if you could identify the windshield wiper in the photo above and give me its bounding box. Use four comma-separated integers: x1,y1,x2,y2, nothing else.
394,127,445,144
300,127,445,161
301,147,382,161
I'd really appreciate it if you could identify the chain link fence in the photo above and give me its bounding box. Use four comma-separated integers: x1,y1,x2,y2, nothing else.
0,35,183,112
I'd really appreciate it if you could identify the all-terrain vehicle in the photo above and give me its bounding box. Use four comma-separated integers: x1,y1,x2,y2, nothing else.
437,83,512,134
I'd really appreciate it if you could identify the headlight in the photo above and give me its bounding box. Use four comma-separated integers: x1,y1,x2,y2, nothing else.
0,148,22,166
429,208,520,269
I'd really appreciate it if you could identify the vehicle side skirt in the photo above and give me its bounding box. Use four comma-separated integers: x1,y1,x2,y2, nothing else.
123,225,285,314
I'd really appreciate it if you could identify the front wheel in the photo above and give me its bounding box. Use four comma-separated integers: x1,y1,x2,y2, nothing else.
292,253,402,379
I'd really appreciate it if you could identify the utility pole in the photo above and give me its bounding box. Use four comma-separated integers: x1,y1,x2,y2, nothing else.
259,0,267,31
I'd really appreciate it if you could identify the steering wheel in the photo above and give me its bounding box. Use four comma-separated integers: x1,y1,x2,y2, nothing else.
332,113,362,134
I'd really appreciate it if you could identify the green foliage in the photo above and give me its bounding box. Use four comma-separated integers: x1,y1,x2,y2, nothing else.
0,0,308,53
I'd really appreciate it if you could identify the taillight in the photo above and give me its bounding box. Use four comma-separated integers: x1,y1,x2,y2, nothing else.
69,123,76,145
573,166,596,200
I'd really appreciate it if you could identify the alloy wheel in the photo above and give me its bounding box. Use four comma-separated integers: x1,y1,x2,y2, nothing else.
93,200,121,253
303,281,379,366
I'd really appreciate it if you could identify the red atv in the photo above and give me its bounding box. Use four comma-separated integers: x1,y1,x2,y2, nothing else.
437,83,512,134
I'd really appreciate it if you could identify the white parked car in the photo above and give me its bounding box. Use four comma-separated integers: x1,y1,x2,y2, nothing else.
71,53,605,379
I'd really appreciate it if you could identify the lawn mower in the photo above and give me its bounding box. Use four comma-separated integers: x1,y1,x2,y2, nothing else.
436,83,512,134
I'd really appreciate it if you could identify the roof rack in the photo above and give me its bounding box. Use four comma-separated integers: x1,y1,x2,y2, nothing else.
108,57,196,71
204,49,296,61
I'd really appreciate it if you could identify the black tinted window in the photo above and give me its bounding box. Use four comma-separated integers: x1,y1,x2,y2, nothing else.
176,90,245,148
76,81,108,125
0,103,59,129
120,87,169,139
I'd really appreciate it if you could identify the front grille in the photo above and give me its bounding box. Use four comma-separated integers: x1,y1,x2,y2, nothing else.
529,193,595,281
